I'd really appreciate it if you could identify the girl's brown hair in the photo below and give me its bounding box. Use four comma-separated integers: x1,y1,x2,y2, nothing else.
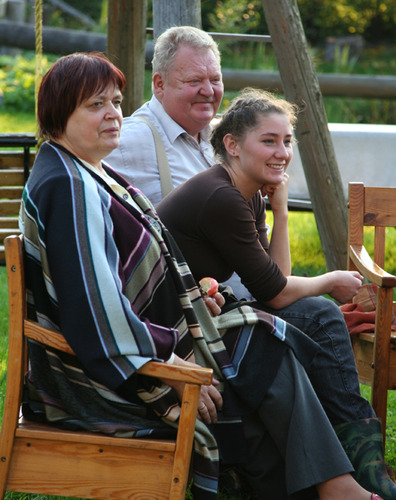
211,88,299,162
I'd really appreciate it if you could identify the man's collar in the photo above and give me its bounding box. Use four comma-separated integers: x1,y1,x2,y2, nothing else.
150,95,213,146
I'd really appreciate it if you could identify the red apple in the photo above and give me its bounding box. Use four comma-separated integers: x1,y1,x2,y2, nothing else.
199,277,219,297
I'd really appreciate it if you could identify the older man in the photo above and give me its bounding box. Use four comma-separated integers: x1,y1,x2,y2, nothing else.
105,26,224,207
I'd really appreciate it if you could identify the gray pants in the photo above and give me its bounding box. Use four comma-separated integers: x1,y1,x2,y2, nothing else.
241,349,354,499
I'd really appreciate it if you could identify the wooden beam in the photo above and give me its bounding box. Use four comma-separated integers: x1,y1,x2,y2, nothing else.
261,0,347,270
107,0,147,115
152,0,201,39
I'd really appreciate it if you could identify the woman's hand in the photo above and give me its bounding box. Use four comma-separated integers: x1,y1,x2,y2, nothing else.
326,270,363,303
199,278,224,316
161,355,223,424
196,377,223,424
203,292,225,317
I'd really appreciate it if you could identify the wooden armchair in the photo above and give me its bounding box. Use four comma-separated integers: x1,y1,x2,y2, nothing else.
0,234,213,499
347,182,396,443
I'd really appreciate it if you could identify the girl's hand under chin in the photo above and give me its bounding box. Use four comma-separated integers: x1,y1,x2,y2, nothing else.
261,184,276,197
261,173,289,212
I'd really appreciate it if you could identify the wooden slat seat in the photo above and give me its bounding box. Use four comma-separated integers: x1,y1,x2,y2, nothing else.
0,217,19,229
0,169,26,185
0,134,36,262
0,151,35,169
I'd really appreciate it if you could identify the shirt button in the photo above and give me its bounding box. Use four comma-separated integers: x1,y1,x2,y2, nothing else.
123,194,129,200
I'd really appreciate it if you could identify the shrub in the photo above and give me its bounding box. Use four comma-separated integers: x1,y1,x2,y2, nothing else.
0,52,54,113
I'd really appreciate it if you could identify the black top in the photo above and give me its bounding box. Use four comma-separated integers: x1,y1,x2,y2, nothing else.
157,165,287,303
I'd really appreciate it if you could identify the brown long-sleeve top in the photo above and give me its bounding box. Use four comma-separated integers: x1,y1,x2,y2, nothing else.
157,164,287,303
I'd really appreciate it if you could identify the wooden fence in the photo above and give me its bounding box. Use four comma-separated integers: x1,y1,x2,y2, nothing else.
0,134,36,262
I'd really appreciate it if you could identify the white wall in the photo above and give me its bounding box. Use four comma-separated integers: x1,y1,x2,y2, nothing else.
288,123,396,200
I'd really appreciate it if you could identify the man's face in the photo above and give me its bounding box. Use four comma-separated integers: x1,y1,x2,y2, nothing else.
153,45,224,139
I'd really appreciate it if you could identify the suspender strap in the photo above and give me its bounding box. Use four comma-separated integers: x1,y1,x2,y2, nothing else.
137,117,173,198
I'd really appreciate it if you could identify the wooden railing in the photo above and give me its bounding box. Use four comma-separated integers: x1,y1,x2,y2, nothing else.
0,134,36,262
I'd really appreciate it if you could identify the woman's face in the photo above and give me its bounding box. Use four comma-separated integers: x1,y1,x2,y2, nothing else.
232,112,294,193
58,84,123,169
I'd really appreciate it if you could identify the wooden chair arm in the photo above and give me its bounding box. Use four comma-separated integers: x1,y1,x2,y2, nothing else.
349,244,396,288
24,319,213,385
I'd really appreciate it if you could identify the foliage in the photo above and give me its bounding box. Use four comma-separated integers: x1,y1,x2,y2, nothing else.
202,0,396,44
204,0,262,35
0,52,55,113
42,0,105,31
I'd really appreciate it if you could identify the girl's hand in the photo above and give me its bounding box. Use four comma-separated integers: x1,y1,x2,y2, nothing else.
261,173,289,212
327,270,363,303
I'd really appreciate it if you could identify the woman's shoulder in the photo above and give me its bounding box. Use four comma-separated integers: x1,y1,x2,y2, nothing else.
28,143,100,198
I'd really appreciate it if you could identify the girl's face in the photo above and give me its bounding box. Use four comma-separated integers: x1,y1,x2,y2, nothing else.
229,112,294,196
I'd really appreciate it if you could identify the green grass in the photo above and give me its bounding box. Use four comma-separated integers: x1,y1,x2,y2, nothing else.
0,112,37,134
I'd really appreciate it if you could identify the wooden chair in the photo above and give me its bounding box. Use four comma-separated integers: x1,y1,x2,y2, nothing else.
0,234,213,499
347,182,396,443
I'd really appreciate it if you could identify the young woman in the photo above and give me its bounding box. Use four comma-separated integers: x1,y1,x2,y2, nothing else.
157,88,395,500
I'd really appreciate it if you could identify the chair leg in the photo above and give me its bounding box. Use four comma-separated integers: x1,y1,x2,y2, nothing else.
371,287,393,446
169,383,200,499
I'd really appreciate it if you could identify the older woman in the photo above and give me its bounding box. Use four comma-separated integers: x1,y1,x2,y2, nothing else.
20,55,378,500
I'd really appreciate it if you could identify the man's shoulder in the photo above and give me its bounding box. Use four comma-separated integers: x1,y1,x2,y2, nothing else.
121,113,155,132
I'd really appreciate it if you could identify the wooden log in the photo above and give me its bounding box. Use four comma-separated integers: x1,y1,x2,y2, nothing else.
152,0,201,39
1,21,396,99
221,69,396,99
262,0,347,270
107,0,147,115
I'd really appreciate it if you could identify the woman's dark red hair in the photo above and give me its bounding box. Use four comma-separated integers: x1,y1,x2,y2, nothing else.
37,52,127,140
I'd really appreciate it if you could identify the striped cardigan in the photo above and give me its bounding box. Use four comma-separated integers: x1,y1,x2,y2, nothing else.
20,142,318,498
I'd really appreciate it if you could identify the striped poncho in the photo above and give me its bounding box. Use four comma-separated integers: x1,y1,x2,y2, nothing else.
20,142,318,498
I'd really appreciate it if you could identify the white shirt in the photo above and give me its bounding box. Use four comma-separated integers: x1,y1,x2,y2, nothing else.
105,95,216,207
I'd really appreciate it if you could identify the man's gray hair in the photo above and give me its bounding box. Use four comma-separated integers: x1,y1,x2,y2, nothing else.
152,26,221,78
